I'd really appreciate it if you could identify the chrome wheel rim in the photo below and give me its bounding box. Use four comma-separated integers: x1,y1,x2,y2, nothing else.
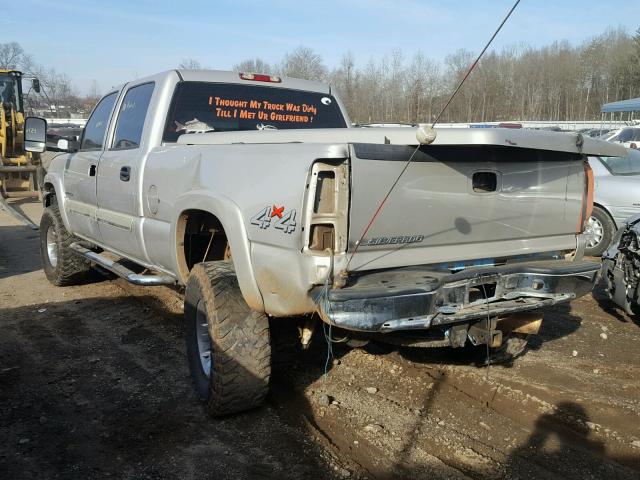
585,216,604,248
195,300,212,378
46,227,58,268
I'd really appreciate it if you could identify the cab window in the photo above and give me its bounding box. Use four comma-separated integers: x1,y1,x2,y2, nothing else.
162,81,347,143
80,92,117,150
112,82,155,150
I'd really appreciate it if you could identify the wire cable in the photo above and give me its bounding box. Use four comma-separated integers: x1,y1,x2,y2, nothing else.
431,0,522,127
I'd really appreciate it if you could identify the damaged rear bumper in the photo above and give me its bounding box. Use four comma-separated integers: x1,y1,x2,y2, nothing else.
312,260,599,333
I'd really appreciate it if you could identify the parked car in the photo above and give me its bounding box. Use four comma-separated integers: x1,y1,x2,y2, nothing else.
605,127,640,149
578,128,614,138
585,148,640,256
24,69,625,416
598,128,622,141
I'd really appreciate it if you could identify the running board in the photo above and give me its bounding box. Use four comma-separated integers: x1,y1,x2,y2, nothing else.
70,243,176,286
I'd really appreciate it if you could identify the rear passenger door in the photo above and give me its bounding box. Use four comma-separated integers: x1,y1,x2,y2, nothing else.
96,82,155,262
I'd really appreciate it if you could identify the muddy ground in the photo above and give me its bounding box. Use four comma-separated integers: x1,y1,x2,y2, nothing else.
0,199,639,479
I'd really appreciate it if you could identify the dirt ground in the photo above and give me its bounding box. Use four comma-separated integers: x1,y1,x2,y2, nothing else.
1,199,639,479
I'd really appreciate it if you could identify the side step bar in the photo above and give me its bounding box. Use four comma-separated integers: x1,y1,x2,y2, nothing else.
70,243,176,286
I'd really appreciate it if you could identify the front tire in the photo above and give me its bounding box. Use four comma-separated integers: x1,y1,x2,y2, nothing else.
584,206,615,257
40,205,90,286
184,261,271,416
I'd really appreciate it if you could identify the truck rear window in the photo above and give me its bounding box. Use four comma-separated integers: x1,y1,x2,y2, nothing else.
163,81,347,142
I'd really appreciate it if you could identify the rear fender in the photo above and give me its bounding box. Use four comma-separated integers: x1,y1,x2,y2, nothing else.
173,192,264,312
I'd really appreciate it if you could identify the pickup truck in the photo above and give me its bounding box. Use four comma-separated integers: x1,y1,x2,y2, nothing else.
23,69,626,416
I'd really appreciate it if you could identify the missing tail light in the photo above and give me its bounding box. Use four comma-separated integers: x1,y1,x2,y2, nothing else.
314,171,336,213
304,161,349,254
309,224,335,251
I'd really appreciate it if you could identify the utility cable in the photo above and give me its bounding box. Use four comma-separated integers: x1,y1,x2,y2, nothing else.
431,0,522,127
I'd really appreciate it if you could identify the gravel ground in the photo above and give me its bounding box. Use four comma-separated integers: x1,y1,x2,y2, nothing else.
1,200,638,479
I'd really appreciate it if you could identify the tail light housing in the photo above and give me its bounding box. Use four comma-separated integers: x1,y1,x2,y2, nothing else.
303,161,349,254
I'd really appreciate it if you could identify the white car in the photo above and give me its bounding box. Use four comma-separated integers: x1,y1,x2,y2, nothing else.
606,127,640,149
586,149,640,256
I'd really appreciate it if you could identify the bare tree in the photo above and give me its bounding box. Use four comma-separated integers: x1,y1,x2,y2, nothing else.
0,42,30,70
178,58,203,70
233,58,272,74
280,47,327,80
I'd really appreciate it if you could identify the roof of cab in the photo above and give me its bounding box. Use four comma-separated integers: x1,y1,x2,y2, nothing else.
176,69,331,94
109,69,332,96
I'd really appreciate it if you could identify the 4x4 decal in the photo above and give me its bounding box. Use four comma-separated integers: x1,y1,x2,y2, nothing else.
250,205,297,234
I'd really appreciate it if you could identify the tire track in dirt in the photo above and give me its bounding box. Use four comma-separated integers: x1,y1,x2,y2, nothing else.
2,203,639,479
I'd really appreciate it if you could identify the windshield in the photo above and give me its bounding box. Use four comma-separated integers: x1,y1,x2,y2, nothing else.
163,81,347,142
600,149,640,175
0,74,21,111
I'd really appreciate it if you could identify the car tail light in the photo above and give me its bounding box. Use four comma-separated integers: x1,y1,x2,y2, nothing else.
239,72,282,83
630,142,638,149
577,161,594,233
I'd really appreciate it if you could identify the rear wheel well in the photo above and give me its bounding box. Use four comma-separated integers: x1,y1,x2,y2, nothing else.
176,210,229,281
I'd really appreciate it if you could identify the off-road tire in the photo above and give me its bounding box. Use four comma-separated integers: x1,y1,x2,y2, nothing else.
184,261,271,417
585,206,615,257
40,205,90,286
487,332,530,365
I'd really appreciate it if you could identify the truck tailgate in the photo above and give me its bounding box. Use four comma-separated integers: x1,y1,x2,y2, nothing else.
348,144,586,271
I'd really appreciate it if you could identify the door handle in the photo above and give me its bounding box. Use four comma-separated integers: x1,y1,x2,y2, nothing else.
120,166,131,182
89,164,96,176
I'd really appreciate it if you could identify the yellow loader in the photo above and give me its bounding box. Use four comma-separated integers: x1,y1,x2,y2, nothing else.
0,69,42,199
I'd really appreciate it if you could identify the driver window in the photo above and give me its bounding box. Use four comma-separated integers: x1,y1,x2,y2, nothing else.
111,82,155,150
80,92,117,150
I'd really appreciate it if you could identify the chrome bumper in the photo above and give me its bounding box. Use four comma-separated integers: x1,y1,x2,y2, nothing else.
312,260,599,333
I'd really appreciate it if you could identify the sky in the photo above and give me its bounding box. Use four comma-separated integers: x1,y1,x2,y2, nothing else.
3,0,640,95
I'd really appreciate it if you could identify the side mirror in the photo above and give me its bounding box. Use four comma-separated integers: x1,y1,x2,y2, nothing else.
24,117,47,153
57,138,79,152
32,78,41,94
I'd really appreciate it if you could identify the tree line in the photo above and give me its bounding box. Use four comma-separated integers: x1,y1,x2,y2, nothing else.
3,24,639,123
228,27,640,124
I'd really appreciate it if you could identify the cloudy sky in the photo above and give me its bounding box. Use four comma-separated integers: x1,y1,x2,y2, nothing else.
4,0,639,94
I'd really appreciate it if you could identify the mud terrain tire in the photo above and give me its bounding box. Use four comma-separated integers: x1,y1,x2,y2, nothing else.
185,261,271,417
40,205,90,286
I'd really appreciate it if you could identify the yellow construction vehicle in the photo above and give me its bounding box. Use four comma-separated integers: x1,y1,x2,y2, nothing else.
0,69,42,199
